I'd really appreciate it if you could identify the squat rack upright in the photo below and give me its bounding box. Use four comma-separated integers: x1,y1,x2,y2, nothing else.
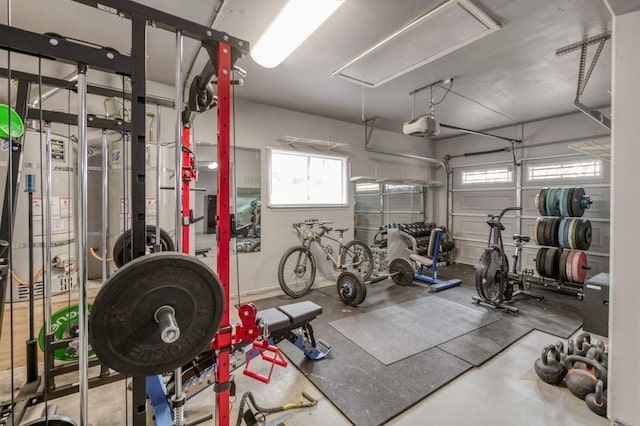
0,1,249,425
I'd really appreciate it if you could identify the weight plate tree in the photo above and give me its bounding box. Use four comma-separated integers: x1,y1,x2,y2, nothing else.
89,252,224,376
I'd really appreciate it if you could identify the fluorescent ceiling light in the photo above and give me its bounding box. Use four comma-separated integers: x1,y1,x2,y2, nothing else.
251,0,345,68
333,0,500,87
207,161,218,170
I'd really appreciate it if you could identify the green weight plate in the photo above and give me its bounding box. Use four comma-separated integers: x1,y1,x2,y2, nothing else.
537,189,547,216
568,219,577,249
38,304,95,361
549,188,558,216
559,188,569,217
559,250,569,282
571,187,586,217
545,187,554,216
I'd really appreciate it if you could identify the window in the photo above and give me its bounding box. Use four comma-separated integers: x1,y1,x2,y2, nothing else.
268,149,348,207
527,159,602,181
462,167,513,184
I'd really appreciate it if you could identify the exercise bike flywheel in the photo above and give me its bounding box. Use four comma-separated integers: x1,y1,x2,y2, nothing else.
475,247,508,302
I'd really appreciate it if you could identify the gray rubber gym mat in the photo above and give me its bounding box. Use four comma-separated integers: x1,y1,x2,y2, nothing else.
329,295,503,365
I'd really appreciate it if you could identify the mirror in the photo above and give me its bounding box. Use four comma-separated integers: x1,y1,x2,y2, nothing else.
195,145,261,255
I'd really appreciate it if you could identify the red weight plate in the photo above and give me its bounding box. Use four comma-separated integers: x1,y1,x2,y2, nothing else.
572,251,588,283
565,251,575,282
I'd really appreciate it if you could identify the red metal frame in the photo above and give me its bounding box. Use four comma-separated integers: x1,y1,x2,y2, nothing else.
181,125,196,254
214,42,232,426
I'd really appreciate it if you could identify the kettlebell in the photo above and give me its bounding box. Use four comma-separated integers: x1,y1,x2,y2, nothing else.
564,355,607,400
534,344,565,385
585,380,607,417
594,340,608,369
574,332,591,356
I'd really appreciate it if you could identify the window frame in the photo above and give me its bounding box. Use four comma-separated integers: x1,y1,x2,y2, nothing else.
267,147,349,208
525,158,603,182
461,166,514,185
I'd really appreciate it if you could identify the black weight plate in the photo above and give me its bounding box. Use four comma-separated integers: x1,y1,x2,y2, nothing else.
544,247,556,278
543,218,553,247
537,189,547,216
571,187,586,217
535,218,545,246
536,248,546,277
564,188,576,217
577,219,592,251
89,252,224,376
560,218,571,249
337,271,367,306
559,250,569,282
389,257,415,286
113,225,175,268
551,218,560,247
552,248,561,278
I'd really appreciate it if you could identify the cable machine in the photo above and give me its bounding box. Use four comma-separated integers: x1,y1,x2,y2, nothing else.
0,2,249,424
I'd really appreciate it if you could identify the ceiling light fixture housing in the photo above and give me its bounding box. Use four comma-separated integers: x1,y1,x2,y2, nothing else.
333,0,500,87
251,0,345,68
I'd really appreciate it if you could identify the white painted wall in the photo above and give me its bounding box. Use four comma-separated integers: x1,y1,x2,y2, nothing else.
191,98,435,295
607,7,640,425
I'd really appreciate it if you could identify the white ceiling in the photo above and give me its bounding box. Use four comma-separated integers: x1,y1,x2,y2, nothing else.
1,0,613,138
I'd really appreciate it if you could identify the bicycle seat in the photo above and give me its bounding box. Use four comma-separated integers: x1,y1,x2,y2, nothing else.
320,225,333,233
335,228,349,233
513,234,530,243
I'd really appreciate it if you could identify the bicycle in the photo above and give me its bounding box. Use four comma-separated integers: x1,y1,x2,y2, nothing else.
277,219,374,298
473,207,543,313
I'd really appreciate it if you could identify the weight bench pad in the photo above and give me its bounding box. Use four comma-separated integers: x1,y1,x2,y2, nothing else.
258,308,291,333
278,301,322,326
410,253,433,267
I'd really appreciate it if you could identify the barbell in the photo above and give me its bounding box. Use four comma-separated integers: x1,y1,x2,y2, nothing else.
336,257,415,306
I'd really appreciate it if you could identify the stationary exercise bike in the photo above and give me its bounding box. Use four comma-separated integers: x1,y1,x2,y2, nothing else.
473,206,543,313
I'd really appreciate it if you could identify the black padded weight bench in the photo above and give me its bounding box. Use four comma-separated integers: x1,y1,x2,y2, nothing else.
257,301,331,360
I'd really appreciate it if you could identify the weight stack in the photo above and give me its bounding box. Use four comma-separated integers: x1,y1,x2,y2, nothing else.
533,187,592,285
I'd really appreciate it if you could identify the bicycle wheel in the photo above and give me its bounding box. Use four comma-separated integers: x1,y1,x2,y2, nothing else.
278,246,316,298
475,246,508,303
340,240,373,281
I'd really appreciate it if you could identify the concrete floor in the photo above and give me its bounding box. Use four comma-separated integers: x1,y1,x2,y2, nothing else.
2,294,609,426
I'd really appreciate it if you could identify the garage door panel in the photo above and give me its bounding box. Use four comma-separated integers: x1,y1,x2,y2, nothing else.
455,240,515,266
453,190,517,215
453,215,515,241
